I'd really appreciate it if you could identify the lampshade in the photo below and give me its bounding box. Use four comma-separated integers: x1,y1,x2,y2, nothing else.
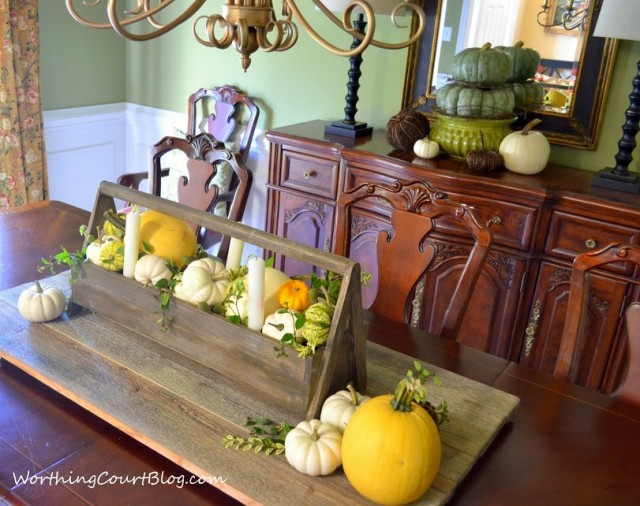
593,0,640,41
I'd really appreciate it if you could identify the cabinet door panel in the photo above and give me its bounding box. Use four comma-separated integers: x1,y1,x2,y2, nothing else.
273,192,334,277
520,261,628,390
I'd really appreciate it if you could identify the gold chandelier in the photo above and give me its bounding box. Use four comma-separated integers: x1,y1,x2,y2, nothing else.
65,1,426,71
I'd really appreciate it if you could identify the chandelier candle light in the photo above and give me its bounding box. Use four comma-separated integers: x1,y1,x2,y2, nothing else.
65,1,426,72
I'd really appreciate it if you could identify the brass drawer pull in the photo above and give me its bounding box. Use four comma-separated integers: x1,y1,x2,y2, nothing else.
303,170,316,179
486,216,502,227
585,238,597,249
524,299,541,358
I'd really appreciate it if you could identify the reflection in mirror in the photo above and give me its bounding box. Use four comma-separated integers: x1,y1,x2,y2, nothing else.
432,0,588,116
403,0,617,149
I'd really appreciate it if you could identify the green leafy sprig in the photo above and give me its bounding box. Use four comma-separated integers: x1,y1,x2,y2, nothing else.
393,361,449,427
222,417,293,456
39,225,89,284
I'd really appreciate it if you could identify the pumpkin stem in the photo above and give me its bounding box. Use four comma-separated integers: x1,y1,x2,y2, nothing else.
522,118,542,135
390,379,415,412
311,425,320,441
34,280,43,293
346,383,361,406
103,209,126,232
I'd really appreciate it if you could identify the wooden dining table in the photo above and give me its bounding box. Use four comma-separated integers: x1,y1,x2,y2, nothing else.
1,200,640,506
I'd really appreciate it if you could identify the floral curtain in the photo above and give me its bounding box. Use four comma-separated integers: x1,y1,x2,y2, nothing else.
0,0,46,209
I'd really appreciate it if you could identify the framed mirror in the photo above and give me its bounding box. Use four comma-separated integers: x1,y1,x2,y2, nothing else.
402,0,618,149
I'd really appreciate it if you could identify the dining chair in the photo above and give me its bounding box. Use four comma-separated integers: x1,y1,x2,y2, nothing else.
118,84,259,192
554,243,640,406
148,132,252,259
334,180,492,341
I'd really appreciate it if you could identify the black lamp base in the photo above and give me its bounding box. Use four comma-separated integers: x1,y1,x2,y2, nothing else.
324,120,373,139
591,169,640,194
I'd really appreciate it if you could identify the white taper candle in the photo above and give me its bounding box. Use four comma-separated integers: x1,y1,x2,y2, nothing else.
247,257,265,331
122,208,140,278
226,236,245,271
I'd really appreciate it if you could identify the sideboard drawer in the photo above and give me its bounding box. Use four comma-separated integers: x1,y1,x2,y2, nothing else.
545,211,640,275
280,149,339,199
345,164,537,251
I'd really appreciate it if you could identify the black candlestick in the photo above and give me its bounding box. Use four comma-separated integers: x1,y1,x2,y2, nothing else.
324,13,373,139
591,59,640,194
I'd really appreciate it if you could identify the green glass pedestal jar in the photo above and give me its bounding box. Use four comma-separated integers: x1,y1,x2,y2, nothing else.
429,113,516,160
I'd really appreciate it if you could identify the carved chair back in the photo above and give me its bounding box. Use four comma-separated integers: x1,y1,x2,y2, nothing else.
554,243,640,405
149,133,252,259
334,180,492,340
187,84,259,164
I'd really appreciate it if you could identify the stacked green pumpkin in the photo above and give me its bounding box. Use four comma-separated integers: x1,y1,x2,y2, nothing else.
431,42,516,159
436,42,515,118
494,41,544,110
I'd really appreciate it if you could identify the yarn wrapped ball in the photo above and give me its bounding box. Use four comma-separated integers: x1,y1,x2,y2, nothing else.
387,109,430,151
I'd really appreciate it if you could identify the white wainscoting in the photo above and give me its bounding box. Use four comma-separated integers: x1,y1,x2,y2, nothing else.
43,103,270,258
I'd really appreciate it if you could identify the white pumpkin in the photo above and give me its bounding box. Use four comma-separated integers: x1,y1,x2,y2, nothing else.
413,137,440,159
181,257,230,306
320,384,371,433
134,254,172,287
224,266,290,320
499,118,550,175
18,280,66,322
285,419,342,476
261,309,303,341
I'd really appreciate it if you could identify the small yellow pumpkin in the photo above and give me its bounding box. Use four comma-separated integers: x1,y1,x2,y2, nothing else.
499,118,550,175
277,279,310,311
342,378,442,505
18,281,66,323
413,137,440,159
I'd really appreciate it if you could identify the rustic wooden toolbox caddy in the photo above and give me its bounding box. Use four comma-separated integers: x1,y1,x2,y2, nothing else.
71,181,366,420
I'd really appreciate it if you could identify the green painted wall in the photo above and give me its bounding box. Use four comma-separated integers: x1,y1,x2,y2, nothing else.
39,2,126,110
39,3,640,174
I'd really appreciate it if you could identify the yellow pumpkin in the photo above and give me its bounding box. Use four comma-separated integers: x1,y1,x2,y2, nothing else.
138,210,197,268
277,279,310,311
341,393,441,505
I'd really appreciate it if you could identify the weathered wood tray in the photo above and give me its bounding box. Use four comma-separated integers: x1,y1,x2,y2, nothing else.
70,181,366,421
0,273,521,505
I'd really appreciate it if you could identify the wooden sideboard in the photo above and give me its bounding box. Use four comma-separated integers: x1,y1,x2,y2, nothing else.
265,120,640,395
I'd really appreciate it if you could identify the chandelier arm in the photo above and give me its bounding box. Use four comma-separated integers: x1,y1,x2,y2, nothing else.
286,0,376,57
193,15,235,49
65,0,206,39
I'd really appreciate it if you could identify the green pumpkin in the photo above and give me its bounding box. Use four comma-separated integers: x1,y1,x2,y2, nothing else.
436,82,515,118
301,302,334,348
452,42,511,86
507,81,545,109
494,41,541,82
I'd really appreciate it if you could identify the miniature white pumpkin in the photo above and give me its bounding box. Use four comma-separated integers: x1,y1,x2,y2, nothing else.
133,254,172,287
413,137,440,159
181,257,230,306
261,308,303,341
499,118,550,175
18,280,66,322
285,419,342,476
320,384,371,433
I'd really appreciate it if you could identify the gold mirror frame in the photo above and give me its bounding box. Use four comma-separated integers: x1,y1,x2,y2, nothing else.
402,0,618,149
